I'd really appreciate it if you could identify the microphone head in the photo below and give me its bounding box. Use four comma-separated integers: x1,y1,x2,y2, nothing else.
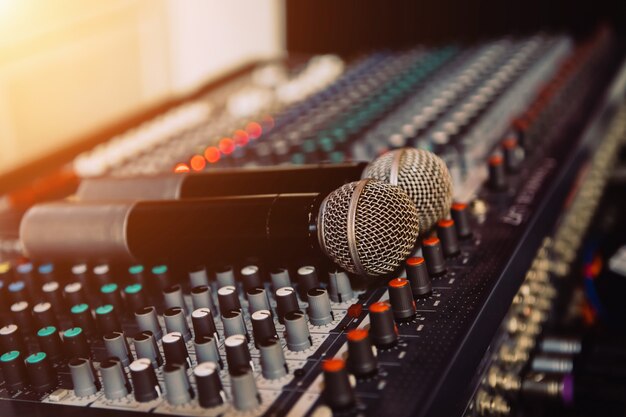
318,179,419,277
362,148,453,232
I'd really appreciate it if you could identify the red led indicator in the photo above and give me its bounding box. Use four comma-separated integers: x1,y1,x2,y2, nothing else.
190,155,206,172
246,122,263,139
204,146,221,163
233,129,249,147
173,163,190,173
489,155,503,166
218,138,235,155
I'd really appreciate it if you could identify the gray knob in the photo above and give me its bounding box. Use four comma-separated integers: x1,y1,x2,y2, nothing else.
222,310,248,340
164,307,191,341
247,287,270,314
163,363,194,405
215,265,235,288
270,268,291,291
163,284,188,314
328,270,353,303
69,357,99,397
307,288,334,326
284,310,312,351
188,266,209,288
259,338,288,380
133,331,163,368
100,357,130,399
191,285,217,316
134,306,162,340
103,331,133,366
230,366,261,411
194,335,222,368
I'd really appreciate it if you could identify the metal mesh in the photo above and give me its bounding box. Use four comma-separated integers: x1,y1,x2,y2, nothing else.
362,148,453,231
319,180,419,276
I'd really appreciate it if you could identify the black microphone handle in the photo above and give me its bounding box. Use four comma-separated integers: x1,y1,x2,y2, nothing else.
21,194,325,266
76,162,368,201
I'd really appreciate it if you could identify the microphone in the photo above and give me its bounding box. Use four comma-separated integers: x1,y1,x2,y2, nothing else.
77,148,452,231
20,180,419,277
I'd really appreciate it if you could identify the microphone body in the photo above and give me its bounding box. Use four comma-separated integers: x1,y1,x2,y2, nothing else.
77,163,368,201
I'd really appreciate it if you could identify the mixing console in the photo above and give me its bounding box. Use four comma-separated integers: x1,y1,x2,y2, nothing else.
1,27,625,417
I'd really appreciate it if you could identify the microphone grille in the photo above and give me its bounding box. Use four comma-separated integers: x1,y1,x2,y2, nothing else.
363,148,453,231
318,179,419,276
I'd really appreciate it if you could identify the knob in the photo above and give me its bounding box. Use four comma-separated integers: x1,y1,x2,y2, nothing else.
162,332,191,368
422,237,446,277
388,278,416,321
241,265,263,293
284,310,312,351
104,331,134,366
225,334,253,371
163,363,194,405
163,284,188,314
502,137,523,173
328,269,354,302
1,324,25,353
93,264,112,287
215,265,236,288
230,366,261,411
297,266,320,299
437,219,460,257
488,155,507,190
100,283,124,313
36,326,63,361
346,329,377,377
188,265,209,288
100,357,131,399
41,281,64,313
307,288,334,326
369,301,398,348
191,285,217,315
194,362,225,408
134,306,163,340
128,264,146,286
275,286,299,323
130,358,162,402
69,357,100,397
10,301,32,333
259,338,288,380
217,285,241,315
63,282,85,307
192,307,218,340
451,202,472,239
0,350,27,392
222,310,249,340
322,359,355,410
251,309,278,347
63,327,91,359
133,331,163,368
247,287,271,314
25,352,57,393
70,303,96,336
194,335,222,367
164,307,191,341
8,281,28,304
71,264,89,289
406,257,432,298
95,304,122,335
150,265,171,292
124,284,148,313
33,302,57,329
270,268,291,291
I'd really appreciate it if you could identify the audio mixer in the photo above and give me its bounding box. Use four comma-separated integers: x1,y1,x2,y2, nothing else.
1,28,626,417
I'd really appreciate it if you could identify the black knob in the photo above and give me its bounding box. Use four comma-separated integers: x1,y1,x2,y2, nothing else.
100,283,124,313
437,219,460,257
194,361,224,408
36,326,63,361
322,359,355,410
150,265,171,292
41,281,64,313
346,329,377,377
502,137,523,173
240,265,262,293
192,307,218,340
162,332,191,368
130,358,162,402
25,351,57,393
251,310,278,347
488,154,507,190
63,327,91,359
275,286,299,323
0,324,25,353
369,302,398,348
422,237,446,277
95,304,122,335
388,278,416,321
217,285,241,315
70,303,96,336
124,284,148,313
10,301,33,333
128,264,146,286
406,257,432,298
225,334,252,372
0,350,27,392
63,282,86,307
451,203,472,239
93,264,112,287
296,266,320,299
33,302,58,329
